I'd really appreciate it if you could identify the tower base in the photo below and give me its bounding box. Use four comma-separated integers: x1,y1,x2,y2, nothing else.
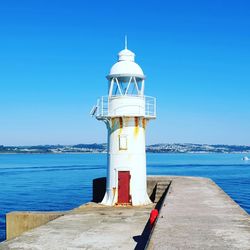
101,189,152,206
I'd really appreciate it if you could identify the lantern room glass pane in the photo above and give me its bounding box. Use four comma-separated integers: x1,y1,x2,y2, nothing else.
109,77,143,96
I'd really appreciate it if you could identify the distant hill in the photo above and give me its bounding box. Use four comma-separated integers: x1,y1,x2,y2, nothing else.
0,144,107,154
0,143,250,154
146,143,250,153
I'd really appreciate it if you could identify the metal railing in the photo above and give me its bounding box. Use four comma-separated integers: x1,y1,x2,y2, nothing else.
91,95,156,118
97,96,109,117
145,96,156,118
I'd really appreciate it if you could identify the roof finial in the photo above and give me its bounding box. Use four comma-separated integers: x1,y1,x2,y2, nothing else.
125,35,127,50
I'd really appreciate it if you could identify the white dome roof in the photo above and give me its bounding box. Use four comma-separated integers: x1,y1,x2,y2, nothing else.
109,61,144,78
107,48,145,79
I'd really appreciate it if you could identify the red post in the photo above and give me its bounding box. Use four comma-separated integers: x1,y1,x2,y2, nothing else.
149,209,159,225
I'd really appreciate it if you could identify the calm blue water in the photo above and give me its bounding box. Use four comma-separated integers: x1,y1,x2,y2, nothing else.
0,153,250,242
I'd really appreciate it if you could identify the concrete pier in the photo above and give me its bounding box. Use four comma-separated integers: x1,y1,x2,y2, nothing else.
1,176,250,250
148,177,250,250
0,203,154,250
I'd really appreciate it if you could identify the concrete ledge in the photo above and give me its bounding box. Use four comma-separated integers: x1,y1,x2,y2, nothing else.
6,212,64,240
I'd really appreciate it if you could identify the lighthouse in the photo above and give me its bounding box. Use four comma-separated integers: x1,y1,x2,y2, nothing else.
91,39,156,206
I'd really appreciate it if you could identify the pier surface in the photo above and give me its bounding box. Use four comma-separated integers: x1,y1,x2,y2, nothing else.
148,177,250,250
1,176,250,250
0,203,154,250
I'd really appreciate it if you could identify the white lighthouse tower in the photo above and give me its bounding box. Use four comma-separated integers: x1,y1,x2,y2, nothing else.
91,39,156,206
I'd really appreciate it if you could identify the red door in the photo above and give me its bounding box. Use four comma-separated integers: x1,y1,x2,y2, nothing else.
118,171,131,204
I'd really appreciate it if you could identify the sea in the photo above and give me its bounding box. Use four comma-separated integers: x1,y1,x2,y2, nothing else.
0,153,250,242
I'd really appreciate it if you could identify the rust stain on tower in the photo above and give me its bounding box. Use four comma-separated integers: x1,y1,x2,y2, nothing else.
134,117,139,137
111,118,115,130
119,117,123,135
142,118,147,130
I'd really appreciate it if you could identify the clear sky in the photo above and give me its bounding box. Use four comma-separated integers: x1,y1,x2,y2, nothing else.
0,0,249,146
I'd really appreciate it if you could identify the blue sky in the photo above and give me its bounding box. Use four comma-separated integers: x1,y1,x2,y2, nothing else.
0,0,249,145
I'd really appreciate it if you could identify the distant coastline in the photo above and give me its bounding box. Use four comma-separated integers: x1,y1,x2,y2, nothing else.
1,143,250,154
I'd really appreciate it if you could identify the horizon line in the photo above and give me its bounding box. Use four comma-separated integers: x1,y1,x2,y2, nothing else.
1,142,250,147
